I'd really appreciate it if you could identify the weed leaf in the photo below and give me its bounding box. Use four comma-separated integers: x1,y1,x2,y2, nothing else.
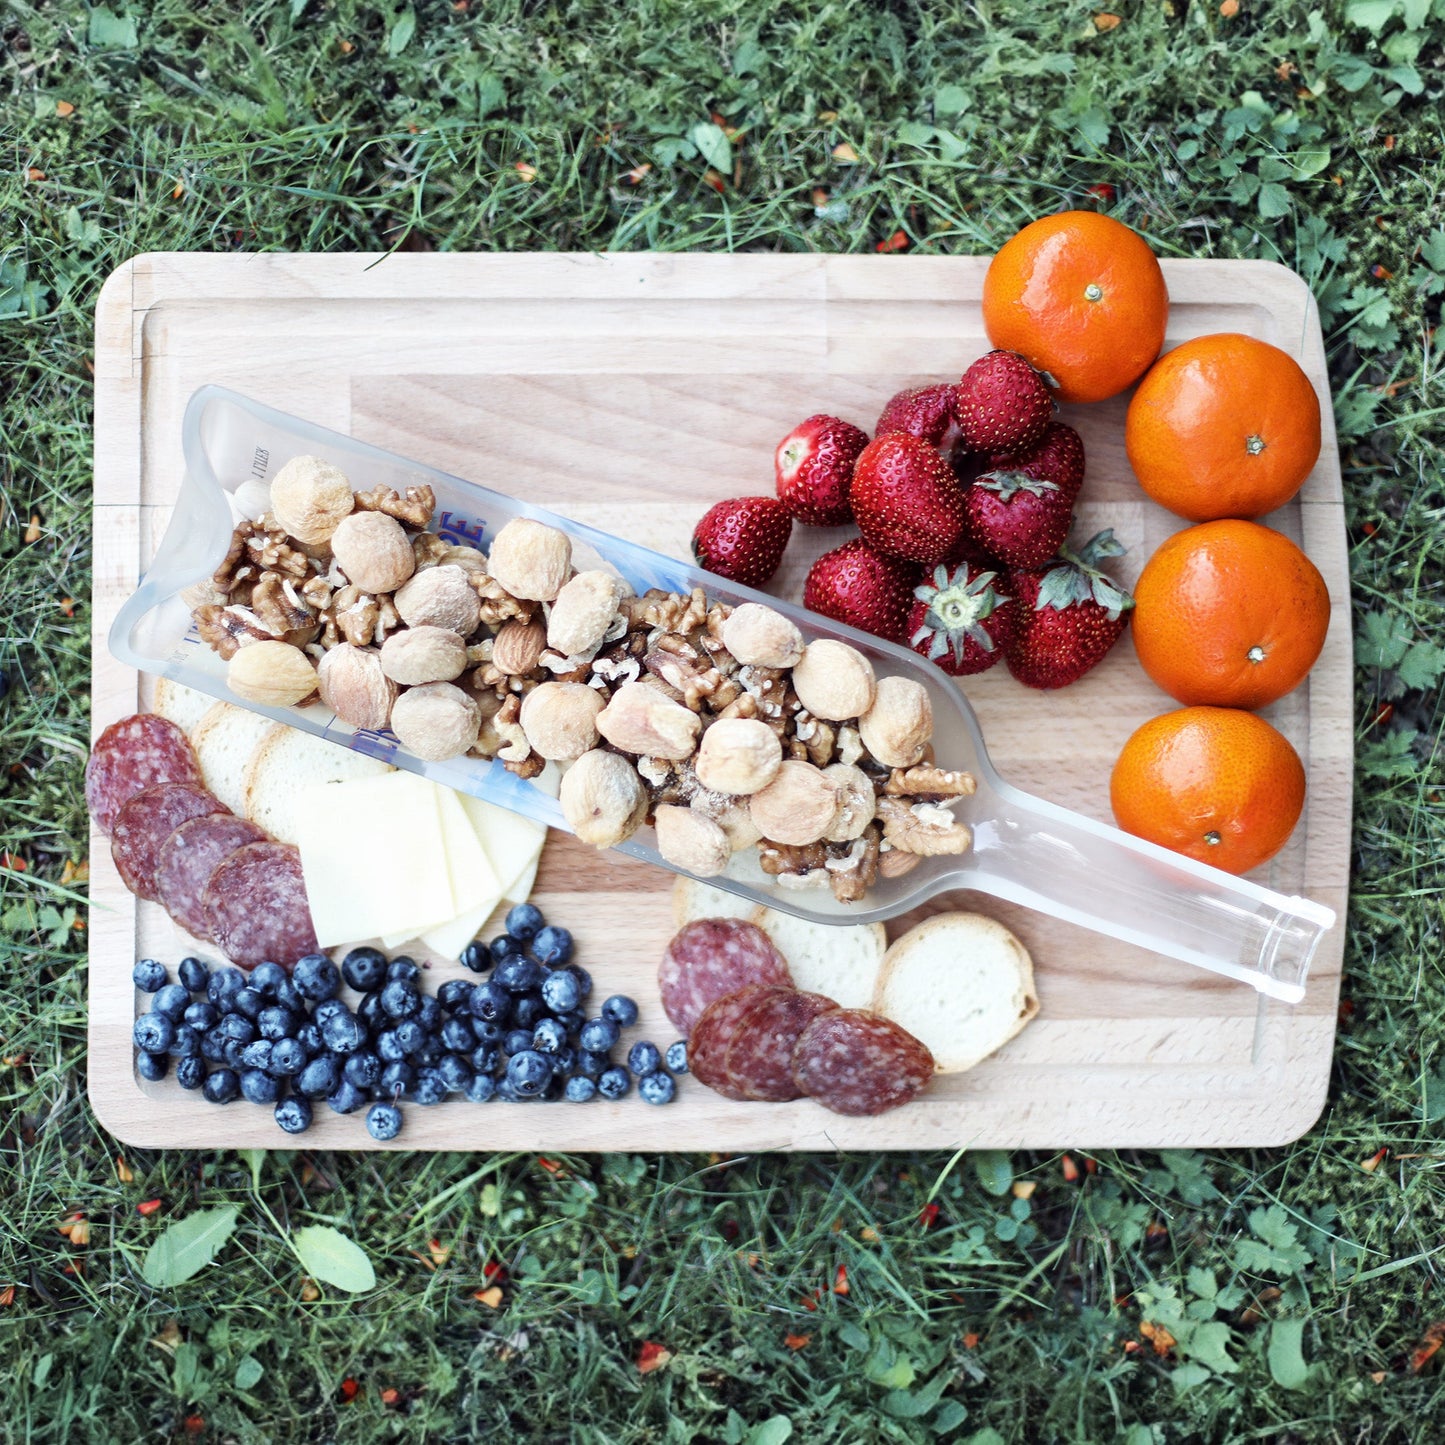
292,1225,376,1293
688,123,732,173
1267,1318,1311,1388
142,1205,241,1288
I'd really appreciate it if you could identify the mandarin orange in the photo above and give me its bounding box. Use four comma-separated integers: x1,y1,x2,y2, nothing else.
1132,519,1329,709
1125,332,1321,521
1110,706,1305,874
981,210,1168,404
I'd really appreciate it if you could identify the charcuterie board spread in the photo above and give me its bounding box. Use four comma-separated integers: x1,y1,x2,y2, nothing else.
90,249,1350,1149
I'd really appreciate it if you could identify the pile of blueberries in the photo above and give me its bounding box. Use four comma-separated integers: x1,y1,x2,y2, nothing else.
130,902,688,1141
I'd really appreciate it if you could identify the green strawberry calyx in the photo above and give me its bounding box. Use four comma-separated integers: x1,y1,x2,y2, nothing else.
975,470,1058,502
911,564,1011,665
1035,529,1134,621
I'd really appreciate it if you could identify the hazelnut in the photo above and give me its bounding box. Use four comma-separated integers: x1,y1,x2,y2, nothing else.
596,681,701,760
859,675,933,768
389,681,481,762
491,617,548,676
394,564,482,636
379,626,468,686
721,603,805,668
560,748,649,848
694,718,782,795
748,760,842,846
547,569,626,657
317,643,397,731
791,640,876,721
519,682,605,761
331,511,416,594
822,763,877,842
268,455,355,546
486,518,572,602
655,805,730,878
226,640,318,707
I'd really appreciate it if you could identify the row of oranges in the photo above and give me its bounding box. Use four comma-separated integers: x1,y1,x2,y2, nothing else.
981,212,1330,875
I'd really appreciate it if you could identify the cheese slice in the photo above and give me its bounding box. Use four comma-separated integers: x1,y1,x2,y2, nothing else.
294,772,453,948
504,853,542,907
420,893,504,961
436,786,502,913
456,765,558,899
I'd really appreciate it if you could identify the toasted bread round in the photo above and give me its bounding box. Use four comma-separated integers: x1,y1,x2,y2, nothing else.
191,703,281,817
242,724,393,843
152,677,216,738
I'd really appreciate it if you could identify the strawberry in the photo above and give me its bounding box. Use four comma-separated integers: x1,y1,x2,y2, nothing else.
954,350,1053,453
691,496,793,587
803,539,920,643
982,421,1086,502
774,414,870,525
1005,530,1135,690
964,469,1074,569
875,385,966,454
907,562,1019,675
849,434,967,566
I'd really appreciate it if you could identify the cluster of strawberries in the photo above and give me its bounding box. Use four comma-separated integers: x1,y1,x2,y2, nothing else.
690,351,1133,690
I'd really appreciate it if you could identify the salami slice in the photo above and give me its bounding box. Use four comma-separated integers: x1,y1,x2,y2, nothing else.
722,986,836,1103
203,841,319,968
86,714,204,835
658,919,791,1037
110,783,228,902
156,814,268,941
687,986,774,1102
790,1009,936,1117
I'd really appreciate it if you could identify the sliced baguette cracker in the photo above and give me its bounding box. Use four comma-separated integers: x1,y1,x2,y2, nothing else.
671,877,887,1010
153,677,216,737
243,725,394,843
192,703,281,817
872,912,1038,1074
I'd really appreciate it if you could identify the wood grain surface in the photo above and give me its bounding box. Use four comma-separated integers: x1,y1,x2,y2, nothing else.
89,253,1351,1150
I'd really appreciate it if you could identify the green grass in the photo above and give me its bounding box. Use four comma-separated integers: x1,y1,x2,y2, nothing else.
3,0,1445,1439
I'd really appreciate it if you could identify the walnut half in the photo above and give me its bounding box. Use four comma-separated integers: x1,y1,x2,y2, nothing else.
876,796,972,856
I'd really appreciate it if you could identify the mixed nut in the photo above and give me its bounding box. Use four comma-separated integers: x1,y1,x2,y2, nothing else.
188,457,977,902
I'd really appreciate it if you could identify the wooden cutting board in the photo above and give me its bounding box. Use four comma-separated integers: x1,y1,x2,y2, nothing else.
89,253,1350,1150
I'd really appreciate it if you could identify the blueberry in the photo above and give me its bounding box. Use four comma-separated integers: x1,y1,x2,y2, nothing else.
469,982,512,1025
344,1050,382,1089
381,1060,416,1096
133,1013,175,1053
184,1000,218,1031
132,958,167,993
637,1070,676,1105
460,940,493,973
505,902,544,940
293,953,341,1002
327,1080,366,1115
601,995,639,1028
203,1068,240,1103
412,1068,447,1105
441,1016,475,1053
506,1049,553,1098
505,1028,535,1057
627,1041,662,1077
175,1055,206,1091
541,1070,567,1102
239,1068,281,1105
297,1022,323,1055
136,1049,169,1082
167,1025,201,1059
531,925,573,966
320,1010,366,1055
356,990,387,1032
566,965,593,1000
248,961,288,997
200,1029,229,1064
512,993,548,1031
366,1102,403,1141
438,1053,473,1092
151,983,191,1021
177,957,209,993
414,1042,443,1068
258,1005,300,1042
297,1055,340,1099
275,1096,312,1134
380,980,421,1019
596,1066,631,1101
533,1018,567,1054
471,1018,505,1045
489,933,525,963
495,957,542,994
231,987,264,1022
312,998,350,1028
270,1034,306,1080
240,1039,275,1072
438,979,475,1014
665,1041,688,1074
342,946,387,993
556,1008,586,1036
464,1072,497,1103
579,1017,620,1053
416,995,442,1033
552,1044,577,1076
377,1029,408,1064
394,1019,427,1056
222,1038,247,1069
540,970,581,1014
273,979,305,1013
387,957,421,985
564,1076,597,1102
470,1043,501,1074
218,1013,256,1044
207,966,247,1012
576,1050,610,1079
